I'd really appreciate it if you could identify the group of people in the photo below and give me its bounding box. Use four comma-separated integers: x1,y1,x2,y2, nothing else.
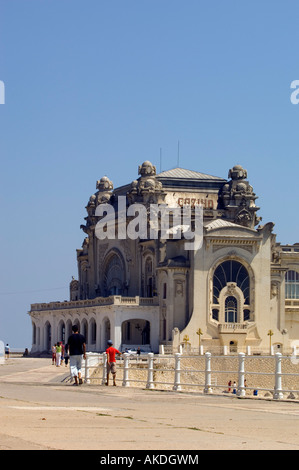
52,325,86,385
52,342,69,367
4,344,29,359
52,325,122,387
228,379,247,393
227,380,237,394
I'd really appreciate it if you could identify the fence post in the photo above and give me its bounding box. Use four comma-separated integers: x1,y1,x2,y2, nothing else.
173,353,182,391
146,353,154,389
273,352,283,400
237,352,246,397
102,353,107,385
122,353,130,387
84,354,90,384
204,352,213,394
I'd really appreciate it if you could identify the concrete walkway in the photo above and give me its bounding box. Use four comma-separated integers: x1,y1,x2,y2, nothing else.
0,357,299,450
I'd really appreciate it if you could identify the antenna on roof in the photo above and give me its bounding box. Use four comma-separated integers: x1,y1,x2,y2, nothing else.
177,140,180,167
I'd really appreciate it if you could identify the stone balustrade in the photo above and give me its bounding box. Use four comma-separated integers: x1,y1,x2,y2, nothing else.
30,295,159,311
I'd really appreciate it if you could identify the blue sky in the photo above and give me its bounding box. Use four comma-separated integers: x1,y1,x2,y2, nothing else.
1,0,299,348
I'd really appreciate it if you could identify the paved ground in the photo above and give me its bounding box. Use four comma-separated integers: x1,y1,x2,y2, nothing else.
0,357,299,451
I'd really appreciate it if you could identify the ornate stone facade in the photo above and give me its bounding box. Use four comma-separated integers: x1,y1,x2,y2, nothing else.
29,162,299,354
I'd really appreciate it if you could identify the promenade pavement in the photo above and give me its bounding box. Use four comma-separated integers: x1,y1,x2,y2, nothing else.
0,357,299,451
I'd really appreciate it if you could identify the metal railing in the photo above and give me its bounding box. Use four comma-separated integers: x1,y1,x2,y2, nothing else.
78,351,299,400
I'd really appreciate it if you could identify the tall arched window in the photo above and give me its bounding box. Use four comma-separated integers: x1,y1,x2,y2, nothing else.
212,260,251,323
145,257,153,297
213,260,250,305
103,251,125,296
285,270,299,299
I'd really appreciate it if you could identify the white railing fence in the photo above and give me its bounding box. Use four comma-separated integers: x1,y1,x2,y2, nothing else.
80,352,299,400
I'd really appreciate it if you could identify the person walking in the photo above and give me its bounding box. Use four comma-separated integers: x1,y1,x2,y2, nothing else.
61,342,65,365
64,344,69,367
105,340,122,386
52,344,56,365
5,344,10,359
56,342,62,366
67,325,86,386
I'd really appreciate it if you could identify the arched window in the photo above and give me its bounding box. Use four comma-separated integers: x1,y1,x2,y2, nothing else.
225,296,237,323
104,251,125,296
145,257,153,297
90,319,97,344
213,260,250,305
285,270,299,299
211,260,252,324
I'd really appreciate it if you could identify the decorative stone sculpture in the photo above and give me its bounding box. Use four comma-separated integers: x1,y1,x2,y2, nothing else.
219,165,260,228
128,161,165,205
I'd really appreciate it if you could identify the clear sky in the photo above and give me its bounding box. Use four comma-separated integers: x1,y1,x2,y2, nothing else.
1,0,299,348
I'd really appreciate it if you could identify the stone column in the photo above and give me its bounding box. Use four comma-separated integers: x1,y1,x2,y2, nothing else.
237,352,246,397
204,352,213,394
122,353,130,387
173,353,182,391
273,352,283,400
146,353,154,389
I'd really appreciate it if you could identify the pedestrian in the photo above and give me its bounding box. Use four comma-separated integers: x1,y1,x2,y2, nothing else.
52,344,56,365
23,348,29,357
64,344,69,367
67,325,86,386
233,381,237,394
5,344,10,359
61,342,65,364
228,380,232,392
56,342,62,366
105,340,122,386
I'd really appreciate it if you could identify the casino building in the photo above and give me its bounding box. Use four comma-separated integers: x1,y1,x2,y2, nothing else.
29,161,299,354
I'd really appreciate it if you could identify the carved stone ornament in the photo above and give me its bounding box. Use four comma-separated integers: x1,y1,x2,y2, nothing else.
271,282,278,298
228,165,248,180
96,176,113,192
175,280,184,297
128,161,165,204
235,208,252,225
226,282,236,296
138,161,156,177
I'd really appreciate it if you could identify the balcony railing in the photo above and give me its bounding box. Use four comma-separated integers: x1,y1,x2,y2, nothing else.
30,295,159,312
218,323,248,332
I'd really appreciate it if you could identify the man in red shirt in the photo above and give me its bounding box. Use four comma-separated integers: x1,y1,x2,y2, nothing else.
105,340,122,386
